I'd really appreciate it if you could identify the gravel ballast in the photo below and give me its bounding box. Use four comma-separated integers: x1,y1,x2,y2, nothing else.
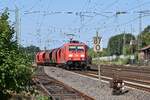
44,66,150,100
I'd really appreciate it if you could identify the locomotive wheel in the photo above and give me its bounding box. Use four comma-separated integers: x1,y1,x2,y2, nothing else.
81,65,85,71
65,65,70,70
71,66,74,70
64,65,68,69
86,66,91,70
69,66,72,70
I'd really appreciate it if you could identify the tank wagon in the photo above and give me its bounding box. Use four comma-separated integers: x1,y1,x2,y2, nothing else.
36,40,91,69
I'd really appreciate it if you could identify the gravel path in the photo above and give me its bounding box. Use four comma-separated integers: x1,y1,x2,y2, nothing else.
44,66,150,100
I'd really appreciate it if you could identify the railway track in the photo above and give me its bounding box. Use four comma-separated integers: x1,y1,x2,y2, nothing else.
32,66,94,100
72,65,150,93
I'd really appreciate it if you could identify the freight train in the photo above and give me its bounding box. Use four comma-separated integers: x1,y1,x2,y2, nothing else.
35,40,91,70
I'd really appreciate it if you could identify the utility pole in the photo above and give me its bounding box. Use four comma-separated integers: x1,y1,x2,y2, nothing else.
139,13,142,35
138,13,142,50
123,30,126,55
15,6,20,48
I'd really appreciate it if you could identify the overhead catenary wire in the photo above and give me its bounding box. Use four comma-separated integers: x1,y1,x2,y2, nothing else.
78,0,120,32
29,9,149,36
6,0,150,48
98,14,150,32
93,0,150,33
24,0,42,12
125,1,150,12
100,0,120,12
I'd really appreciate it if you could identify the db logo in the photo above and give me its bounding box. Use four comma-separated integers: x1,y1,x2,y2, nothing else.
75,54,78,57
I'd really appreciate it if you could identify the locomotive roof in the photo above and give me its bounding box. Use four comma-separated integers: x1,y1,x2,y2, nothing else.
140,45,150,51
63,42,86,46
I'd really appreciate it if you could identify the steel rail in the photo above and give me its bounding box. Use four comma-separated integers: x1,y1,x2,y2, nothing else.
33,67,94,100
73,70,150,92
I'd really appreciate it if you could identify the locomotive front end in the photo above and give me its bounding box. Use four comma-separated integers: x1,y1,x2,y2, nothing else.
66,44,87,69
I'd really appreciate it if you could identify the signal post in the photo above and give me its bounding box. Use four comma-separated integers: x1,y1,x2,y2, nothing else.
93,32,102,99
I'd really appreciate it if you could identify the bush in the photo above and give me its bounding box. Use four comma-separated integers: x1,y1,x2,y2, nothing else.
0,10,34,98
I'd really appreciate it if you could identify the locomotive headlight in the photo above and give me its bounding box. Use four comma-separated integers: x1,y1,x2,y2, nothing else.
81,58,85,60
80,54,85,57
69,54,73,57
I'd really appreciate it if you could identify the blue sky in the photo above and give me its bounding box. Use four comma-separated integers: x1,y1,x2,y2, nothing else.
0,0,150,49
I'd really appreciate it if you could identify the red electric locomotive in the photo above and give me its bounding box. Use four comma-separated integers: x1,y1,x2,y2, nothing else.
57,40,89,69
36,40,91,70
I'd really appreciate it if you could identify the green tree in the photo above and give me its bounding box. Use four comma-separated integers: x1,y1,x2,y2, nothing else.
107,33,135,56
20,45,40,62
139,25,150,48
0,10,33,99
88,48,108,57
88,48,96,58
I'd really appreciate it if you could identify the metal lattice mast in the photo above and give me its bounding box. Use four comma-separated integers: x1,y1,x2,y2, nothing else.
15,6,20,48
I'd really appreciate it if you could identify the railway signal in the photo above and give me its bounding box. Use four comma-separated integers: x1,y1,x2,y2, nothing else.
130,40,137,46
93,32,102,52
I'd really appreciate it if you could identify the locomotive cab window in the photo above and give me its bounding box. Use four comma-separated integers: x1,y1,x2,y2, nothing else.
69,45,84,52
77,46,84,52
69,46,76,51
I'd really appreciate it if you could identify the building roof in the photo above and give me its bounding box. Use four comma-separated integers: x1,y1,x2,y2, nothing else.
140,45,150,51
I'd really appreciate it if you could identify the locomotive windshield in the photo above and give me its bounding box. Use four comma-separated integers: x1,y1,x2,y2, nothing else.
77,46,84,51
69,45,84,51
69,46,76,51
